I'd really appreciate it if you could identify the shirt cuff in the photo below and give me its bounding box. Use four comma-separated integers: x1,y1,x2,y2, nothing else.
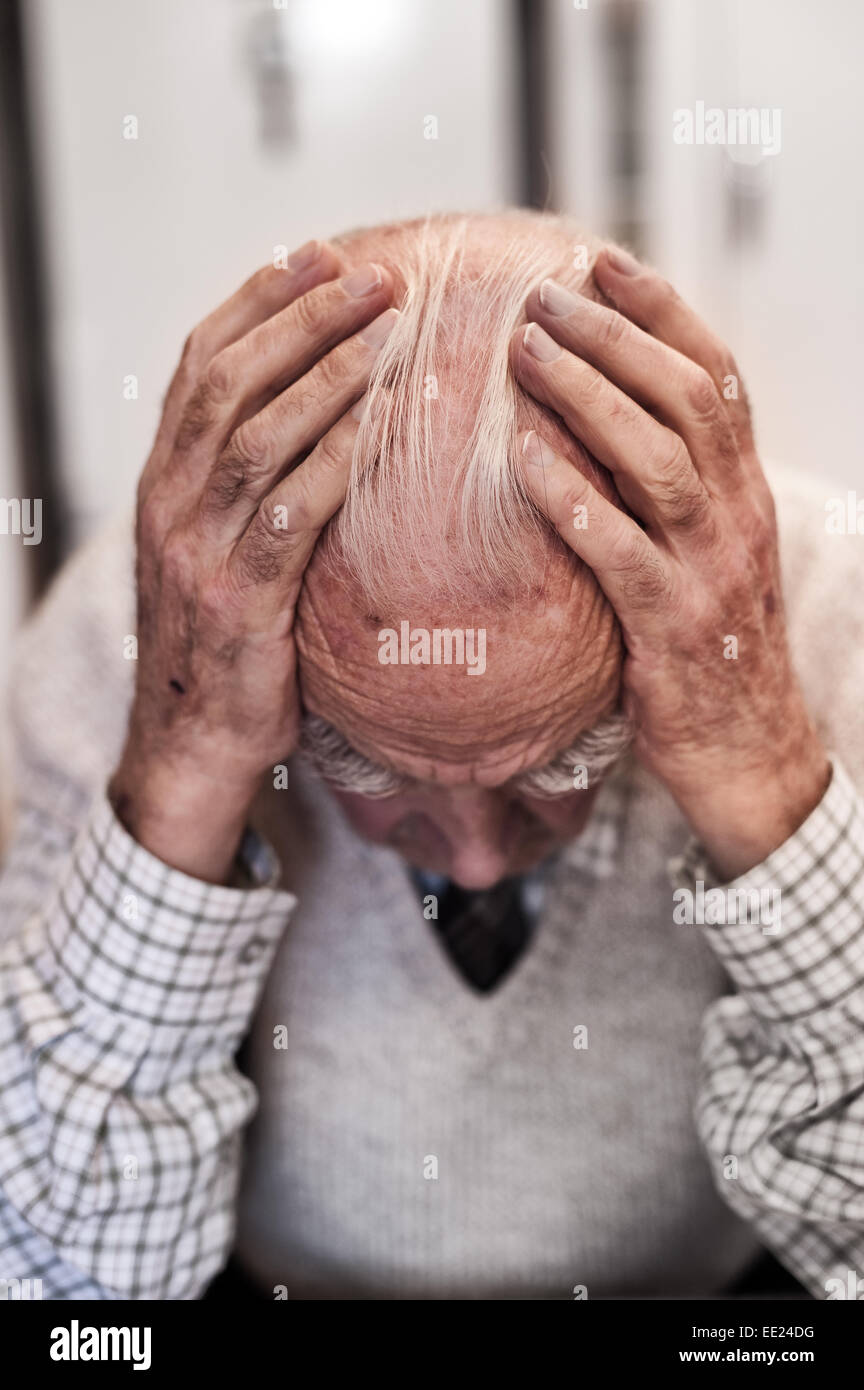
667,758,864,1025
44,794,296,1039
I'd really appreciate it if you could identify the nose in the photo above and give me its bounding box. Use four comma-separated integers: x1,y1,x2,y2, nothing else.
446,790,512,890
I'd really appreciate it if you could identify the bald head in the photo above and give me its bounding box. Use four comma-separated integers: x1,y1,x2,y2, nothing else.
295,210,624,791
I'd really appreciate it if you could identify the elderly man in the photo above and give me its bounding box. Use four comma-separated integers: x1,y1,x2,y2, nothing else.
0,211,862,1301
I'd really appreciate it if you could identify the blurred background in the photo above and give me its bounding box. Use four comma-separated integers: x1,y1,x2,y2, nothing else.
0,0,861,692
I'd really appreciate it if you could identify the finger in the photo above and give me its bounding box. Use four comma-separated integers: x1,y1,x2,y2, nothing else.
170,262,395,476
231,405,363,601
527,278,741,495
593,247,756,457
201,308,399,539
511,323,716,539
518,430,673,623
146,241,345,483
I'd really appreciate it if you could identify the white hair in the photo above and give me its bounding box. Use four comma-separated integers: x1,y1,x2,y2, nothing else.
298,710,634,800
319,210,611,607
511,711,634,798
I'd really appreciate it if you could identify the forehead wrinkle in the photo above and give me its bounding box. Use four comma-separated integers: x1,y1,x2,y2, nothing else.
301,618,622,778
295,575,379,688
297,557,622,772
300,617,615,743
312,685,622,791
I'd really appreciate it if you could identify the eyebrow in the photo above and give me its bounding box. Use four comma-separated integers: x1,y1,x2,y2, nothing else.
298,711,634,799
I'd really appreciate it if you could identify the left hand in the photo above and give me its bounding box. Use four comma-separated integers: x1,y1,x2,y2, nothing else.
512,247,831,880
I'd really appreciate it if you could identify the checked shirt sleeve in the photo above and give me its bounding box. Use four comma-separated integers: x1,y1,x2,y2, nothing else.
670,758,864,1300
0,794,295,1300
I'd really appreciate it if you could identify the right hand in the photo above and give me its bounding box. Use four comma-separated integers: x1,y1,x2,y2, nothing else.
109,243,397,882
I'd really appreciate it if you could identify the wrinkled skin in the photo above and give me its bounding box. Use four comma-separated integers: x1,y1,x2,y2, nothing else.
110,228,829,889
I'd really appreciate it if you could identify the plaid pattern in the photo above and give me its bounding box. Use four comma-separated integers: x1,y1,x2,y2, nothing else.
0,761,862,1299
0,797,295,1299
669,759,864,1300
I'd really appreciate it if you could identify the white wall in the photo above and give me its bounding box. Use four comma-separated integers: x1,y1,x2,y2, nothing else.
646,0,864,492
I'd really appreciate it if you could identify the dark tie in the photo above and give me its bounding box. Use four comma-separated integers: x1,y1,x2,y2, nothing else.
413,874,533,993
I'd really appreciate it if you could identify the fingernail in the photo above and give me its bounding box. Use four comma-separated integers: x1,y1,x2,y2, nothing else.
539,278,581,317
522,430,549,467
342,263,384,297
523,322,562,362
287,239,321,270
360,307,399,349
604,246,641,276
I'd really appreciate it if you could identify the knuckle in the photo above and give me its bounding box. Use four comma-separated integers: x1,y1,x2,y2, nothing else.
278,379,315,426
666,484,712,530
684,367,721,420
558,478,590,523
231,418,271,471
578,365,610,409
175,380,216,451
648,437,691,491
272,479,315,536
312,431,346,477
179,327,206,374
721,552,755,605
616,545,671,605
256,496,284,534
197,574,239,627
716,430,741,474
158,526,195,591
685,593,719,645
657,275,680,311
607,529,647,573
251,263,287,300
238,518,291,585
137,489,172,550
596,309,628,350
293,287,327,337
648,442,712,528
312,344,349,394
203,350,235,403
206,457,250,511
684,491,719,537
205,425,270,511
